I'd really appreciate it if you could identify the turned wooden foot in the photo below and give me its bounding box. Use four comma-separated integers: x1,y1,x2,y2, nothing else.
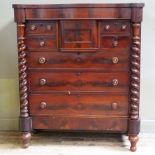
129,135,139,152
22,132,31,148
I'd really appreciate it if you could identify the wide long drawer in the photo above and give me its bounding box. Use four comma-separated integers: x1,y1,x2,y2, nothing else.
27,50,129,71
29,94,129,116
28,71,129,92
32,116,128,132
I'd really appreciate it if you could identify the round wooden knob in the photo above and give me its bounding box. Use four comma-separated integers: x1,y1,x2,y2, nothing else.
105,25,110,31
47,25,52,30
112,57,119,64
40,41,45,47
76,72,81,76
31,25,36,31
112,79,118,86
111,102,118,110
40,102,47,109
76,57,82,63
39,57,46,64
68,90,71,95
113,40,118,47
121,24,127,30
40,79,47,86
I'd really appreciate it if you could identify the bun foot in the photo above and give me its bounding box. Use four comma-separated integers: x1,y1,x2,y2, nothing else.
129,135,139,152
22,132,31,148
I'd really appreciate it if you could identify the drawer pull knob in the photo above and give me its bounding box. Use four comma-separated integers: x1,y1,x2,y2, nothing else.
76,58,82,63
112,57,119,64
40,79,47,86
113,40,118,47
121,24,127,30
40,102,47,109
40,41,45,47
68,90,71,95
31,25,36,31
39,57,46,64
112,79,118,86
111,102,118,110
47,25,52,30
105,25,110,30
76,72,81,76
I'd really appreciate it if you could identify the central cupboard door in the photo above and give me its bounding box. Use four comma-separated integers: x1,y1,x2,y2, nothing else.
60,20,98,49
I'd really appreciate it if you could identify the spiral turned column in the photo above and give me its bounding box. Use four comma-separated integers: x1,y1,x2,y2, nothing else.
17,24,31,148
130,23,141,120
129,23,141,152
18,24,28,118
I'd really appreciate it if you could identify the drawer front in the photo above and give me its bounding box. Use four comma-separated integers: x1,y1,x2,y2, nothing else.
100,35,131,49
27,36,57,50
100,21,130,34
25,7,131,20
26,21,58,35
60,21,97,49
28,71,129,92
32,116,128,132
29,94,129,116
27,51,129,71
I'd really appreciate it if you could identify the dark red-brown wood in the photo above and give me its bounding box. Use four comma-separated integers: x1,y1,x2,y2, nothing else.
28,71,129,92
13,3,144,151
29,94,129,116
32,116,128,132
27,50,129,70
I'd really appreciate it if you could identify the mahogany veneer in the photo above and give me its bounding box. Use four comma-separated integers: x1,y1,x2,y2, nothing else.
13,3,144,151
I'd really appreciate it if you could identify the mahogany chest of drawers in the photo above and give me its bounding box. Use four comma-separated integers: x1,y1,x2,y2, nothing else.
13,3,144,151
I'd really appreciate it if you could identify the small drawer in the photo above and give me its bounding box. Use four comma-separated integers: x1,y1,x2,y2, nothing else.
27,36,57,50
100,21,130,34
28,71,129,92
29,94,129,116
100,35,131,49
26,21,57,35
27,51,129,71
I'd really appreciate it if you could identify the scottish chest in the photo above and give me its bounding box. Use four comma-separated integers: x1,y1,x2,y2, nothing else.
13,3,144,151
